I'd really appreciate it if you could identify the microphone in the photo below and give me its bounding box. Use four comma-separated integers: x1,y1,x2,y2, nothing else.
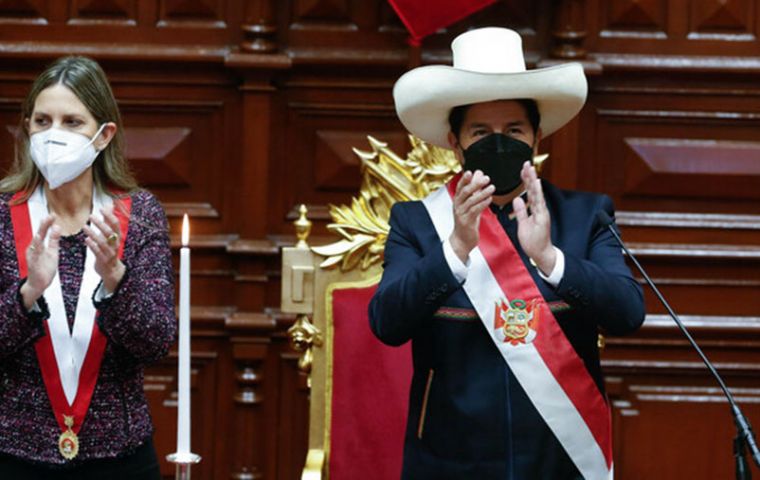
597,210,760,477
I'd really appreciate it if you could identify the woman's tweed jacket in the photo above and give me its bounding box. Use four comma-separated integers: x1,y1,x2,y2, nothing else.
0,189,177,466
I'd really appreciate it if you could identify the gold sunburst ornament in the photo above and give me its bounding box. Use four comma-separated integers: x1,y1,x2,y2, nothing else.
311,136,460,271
311,135,548,272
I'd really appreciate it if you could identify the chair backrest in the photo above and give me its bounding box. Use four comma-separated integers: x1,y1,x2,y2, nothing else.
327,280,411,479
281,136,460,480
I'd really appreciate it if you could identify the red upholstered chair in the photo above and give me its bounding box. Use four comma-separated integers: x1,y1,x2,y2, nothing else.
281,137,461,480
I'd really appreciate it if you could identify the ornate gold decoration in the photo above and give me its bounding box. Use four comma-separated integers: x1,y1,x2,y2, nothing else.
534,153,549,174
294,204,312,248
288,314,323,374
284,206,322,377
301,448,325,480
311,135,460,271
58,415,79,460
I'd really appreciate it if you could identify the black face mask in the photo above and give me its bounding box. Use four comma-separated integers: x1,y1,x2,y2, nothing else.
462,133,533,195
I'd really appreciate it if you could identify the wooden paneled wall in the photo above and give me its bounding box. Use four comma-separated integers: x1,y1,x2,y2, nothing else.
0,1,758,479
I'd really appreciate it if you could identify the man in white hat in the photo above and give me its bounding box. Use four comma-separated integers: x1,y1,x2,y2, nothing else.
369,28,645,479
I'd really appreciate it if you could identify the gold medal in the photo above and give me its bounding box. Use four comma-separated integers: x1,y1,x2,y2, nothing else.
58,415,79,460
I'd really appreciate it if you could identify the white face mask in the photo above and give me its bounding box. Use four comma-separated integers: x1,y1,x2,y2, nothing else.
29,124,107,190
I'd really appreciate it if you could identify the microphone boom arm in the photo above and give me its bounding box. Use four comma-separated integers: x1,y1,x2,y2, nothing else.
596,210,760,472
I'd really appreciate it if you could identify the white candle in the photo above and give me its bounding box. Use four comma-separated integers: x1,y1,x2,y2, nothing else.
177,214,191,455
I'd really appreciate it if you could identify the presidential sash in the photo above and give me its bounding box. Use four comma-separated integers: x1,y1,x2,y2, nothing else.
10,187,131,460
421,175,612,480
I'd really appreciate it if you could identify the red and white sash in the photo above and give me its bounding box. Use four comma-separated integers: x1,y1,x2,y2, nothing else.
10,187,131,458
421,175,613,480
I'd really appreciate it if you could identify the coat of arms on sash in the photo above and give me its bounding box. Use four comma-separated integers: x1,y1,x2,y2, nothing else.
494,298,540,345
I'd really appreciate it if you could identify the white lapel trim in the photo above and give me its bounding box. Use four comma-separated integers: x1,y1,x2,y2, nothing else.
29,186,113,406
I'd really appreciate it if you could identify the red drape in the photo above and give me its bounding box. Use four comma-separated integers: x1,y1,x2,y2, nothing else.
329,284,412,480
387,0,497,43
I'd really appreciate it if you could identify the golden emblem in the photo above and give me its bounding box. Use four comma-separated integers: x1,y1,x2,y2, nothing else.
312,136,461,271
58,415,79,460
494,299,540,345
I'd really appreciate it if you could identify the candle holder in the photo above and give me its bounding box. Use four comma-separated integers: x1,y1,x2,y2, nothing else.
166,451,201,480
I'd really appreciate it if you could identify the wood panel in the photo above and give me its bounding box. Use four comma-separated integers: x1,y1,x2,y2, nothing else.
581,71,760,215
68,0,138,26
604,312,760,479
621,137,760,199
589,0,760,58
0,1,759,479
601,0,668,38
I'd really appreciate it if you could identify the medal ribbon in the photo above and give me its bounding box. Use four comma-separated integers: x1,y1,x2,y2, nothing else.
10,188,131,451
421,174,612,480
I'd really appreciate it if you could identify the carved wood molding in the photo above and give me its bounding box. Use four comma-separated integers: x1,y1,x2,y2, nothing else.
629,385,760,405
240,0,277,54
224,51,292,70
597,108,760,121
605,315,760,352
619,137,760,200
226,312,278,332
627,242,760,259
169,234,239,249
0,43,291,72
593,53,760,73
285,204,331,222
551,0,587,59
285,46,408,67
184,306,287,336
229,342,267,480
603,359,760,376
187,305,237,331
0,41,230,62
644,278,760,289
642,314,760,331
227,239,279,255
164,202,220,219
617,211,760,230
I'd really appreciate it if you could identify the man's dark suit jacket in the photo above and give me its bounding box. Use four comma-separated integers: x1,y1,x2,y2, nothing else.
369,180,645,479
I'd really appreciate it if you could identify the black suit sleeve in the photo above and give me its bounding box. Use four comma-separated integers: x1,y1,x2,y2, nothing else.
555,195,646,335
368,202,461,346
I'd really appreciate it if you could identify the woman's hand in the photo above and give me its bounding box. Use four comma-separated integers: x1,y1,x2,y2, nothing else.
20,215,61,310
83,206,125,294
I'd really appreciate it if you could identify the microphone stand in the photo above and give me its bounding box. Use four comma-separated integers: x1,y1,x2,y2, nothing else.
597,211,760,480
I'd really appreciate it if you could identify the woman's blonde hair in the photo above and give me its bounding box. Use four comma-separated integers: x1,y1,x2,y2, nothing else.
0,56,138,200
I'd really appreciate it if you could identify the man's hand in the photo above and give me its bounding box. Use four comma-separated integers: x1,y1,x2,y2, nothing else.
513,161,556,275
449,170,495,263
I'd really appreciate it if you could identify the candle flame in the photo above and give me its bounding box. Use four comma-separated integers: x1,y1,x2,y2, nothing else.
181,214,189,247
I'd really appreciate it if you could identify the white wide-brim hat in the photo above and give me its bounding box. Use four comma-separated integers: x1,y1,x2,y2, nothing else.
393,27,588,148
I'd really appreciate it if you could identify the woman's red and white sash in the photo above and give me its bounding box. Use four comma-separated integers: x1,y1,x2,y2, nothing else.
10,187,131,458
421,175,613,480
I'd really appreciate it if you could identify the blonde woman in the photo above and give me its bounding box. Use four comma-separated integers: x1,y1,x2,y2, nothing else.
0,56,176,479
